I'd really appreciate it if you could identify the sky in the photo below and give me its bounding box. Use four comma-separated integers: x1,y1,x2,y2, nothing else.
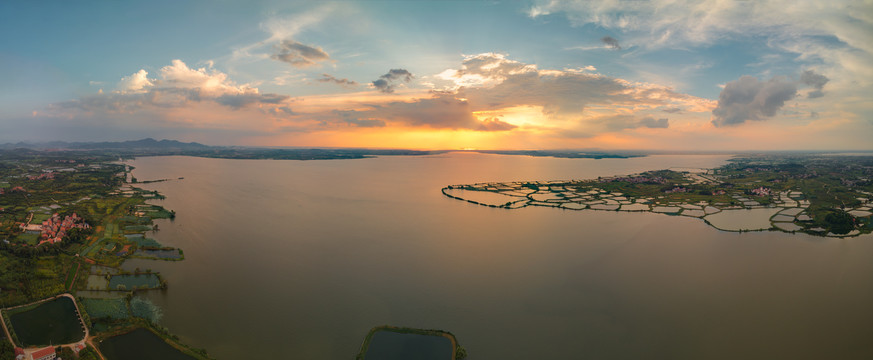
1,0,871,151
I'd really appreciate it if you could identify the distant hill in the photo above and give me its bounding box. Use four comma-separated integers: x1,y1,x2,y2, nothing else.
0,138,210,150
0,139,652,160
0,139,435,160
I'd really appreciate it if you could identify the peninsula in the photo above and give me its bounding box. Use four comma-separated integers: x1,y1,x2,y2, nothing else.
0,148,209,359
443,155,873,237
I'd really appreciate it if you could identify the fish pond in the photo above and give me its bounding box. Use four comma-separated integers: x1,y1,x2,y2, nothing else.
360,327,456,360
8,297,85,346
99,328,194,360
704,208,782,231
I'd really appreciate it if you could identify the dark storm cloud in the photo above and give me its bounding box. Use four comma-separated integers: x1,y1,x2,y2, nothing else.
800,70,829,98
271,40,331,67
372,69,414,93
601,36,621,50
711,75,797,127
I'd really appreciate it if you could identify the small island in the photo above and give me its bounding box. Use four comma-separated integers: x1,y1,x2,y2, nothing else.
443,155,873,237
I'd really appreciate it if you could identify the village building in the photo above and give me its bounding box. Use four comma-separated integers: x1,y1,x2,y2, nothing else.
30,346,56,360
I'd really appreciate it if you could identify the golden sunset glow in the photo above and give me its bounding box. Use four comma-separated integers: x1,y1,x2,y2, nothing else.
1,1,870,151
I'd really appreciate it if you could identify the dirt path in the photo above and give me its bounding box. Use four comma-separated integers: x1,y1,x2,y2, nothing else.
67,262,82,291
0,309,14,347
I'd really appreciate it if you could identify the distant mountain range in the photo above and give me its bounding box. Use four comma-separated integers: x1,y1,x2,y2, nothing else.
0,138,653,160
0,138,210,150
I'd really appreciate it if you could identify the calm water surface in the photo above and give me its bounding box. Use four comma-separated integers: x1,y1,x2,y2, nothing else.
125,153,873,359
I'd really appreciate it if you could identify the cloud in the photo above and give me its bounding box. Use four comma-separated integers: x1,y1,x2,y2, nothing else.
271,40,331,67
318,74,357,87
527,0,873,96
477,117,517,131
800,70,829,98
370,95,477,128
117,69,153,93
38,54,712,142
591,115,669,132
711,75,797,127
332,110,386,128
638,116,669,128
601,36,621,50
159,59,255,96
321,94,516,131
215,93,289,109
527,1,871,51
372,69,413,93
443,53,712,116
49,59,289,118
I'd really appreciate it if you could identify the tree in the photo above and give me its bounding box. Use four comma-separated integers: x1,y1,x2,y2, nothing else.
455,345,467,360
824,210,855,234
78,346,100,360
57,346,75,359
0,339,14,360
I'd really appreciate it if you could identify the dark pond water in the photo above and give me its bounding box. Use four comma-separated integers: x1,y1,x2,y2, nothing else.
99,328,194,360
124,153,873,359
364,330,452,360
9,297,84,346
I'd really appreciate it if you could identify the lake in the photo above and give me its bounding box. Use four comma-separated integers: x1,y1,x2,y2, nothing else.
124,153,873,359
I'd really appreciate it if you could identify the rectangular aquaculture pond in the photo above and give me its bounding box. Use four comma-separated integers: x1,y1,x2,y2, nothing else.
358,326,458,360
108,274,161,290
99,328,195,360
7,296,85,346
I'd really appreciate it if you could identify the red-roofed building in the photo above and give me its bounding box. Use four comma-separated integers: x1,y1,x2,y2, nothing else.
14,347,25,360
30,346,56,360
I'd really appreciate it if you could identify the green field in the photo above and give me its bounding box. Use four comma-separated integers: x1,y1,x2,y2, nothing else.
86,275,109,290
31,212,52,223
104,223,119,239
124,225,154,233
16,233,40,245
126,236,162,248
64,264,79,290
